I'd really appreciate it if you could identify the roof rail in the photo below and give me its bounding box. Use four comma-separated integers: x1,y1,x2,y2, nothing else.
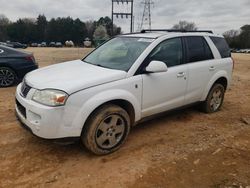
141,29,213,34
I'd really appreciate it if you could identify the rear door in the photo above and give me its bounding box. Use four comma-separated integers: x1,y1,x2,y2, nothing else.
184,36,215,104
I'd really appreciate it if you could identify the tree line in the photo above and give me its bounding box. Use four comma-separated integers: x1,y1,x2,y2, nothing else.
0,14,121,45
223,25,250,49
172,21,250,49
1,15,249,49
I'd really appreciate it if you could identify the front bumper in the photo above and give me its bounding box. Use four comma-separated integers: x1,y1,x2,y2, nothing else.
15,83,80,139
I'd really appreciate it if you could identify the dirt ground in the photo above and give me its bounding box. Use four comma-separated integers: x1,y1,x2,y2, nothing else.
0,48,250,188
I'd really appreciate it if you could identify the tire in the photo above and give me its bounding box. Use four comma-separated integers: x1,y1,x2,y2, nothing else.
201,83,225,113
0,67,17,87
81,104,131,155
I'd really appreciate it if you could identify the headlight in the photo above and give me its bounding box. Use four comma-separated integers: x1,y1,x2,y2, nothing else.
32,89,68,106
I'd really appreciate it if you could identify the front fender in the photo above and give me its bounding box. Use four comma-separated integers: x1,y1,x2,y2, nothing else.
201,70,230,101
71,89,141,135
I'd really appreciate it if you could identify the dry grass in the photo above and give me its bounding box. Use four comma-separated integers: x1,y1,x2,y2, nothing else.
0,49,250,188
24,47,93,67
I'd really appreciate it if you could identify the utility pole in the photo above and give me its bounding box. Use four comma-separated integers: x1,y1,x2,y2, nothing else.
139,0,154,31
111,0,134,35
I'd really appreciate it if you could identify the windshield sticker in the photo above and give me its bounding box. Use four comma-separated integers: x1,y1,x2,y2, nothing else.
138,38,155,43
0,49,4,54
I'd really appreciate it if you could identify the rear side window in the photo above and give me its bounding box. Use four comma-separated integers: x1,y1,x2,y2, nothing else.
210,36,231,58
185,36,214,63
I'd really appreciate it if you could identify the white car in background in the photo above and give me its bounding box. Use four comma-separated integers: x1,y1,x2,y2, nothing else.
15,29,233,155
245,49,250,53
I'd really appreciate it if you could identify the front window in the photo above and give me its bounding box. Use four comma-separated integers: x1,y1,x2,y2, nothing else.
149,37,183,67
83,37,153,71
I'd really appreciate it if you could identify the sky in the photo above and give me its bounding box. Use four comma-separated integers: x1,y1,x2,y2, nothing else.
0,0,249,34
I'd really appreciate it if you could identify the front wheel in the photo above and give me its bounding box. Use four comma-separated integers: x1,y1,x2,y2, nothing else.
201,83,225,113
81,104,131,155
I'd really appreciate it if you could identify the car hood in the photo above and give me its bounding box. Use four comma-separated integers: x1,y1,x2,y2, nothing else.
25,60,127,94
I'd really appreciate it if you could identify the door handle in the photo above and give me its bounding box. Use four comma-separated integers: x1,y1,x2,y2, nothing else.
177,72,185,78
209,66,216,71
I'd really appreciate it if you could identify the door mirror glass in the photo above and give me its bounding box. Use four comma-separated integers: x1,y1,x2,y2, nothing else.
145,60,168,73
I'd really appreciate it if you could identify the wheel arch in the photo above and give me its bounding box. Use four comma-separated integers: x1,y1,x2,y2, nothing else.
70,89,141,137
86,99,136,126
0,65,18,75
80,99,136,138
201,71,229,101
214,77,228,90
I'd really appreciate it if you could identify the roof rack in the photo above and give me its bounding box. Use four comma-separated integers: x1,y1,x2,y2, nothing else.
141,29,213,34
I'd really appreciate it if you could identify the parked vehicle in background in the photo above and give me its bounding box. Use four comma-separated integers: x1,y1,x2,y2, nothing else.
243,49,250,53
0,42,7,46
84,38,92,48
236,49,250,53
231,49,250,53
0,45,38,87
41,42,47,47
55,42,63,48
30,43,38,47
49,42,56,47
230,49,237,53
65,41,74,47
15,30,233,155
6,42,28,49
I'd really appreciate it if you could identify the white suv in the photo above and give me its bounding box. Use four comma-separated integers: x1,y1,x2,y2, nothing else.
15,30,233,155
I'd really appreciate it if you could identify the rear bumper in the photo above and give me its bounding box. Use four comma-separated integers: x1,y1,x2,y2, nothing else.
16,64,38,81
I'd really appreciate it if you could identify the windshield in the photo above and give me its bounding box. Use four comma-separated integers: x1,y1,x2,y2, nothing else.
83,37,153,71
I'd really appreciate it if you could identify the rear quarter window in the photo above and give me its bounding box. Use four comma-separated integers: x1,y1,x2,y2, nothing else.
210,36,231,58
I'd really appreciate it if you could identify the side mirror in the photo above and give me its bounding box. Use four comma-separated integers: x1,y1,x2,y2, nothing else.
145,60,168,73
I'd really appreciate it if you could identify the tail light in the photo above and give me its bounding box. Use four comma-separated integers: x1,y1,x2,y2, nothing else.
231,57,235,70
25,55,35,62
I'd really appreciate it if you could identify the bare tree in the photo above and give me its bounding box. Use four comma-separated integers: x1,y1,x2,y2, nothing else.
0,14,10,25
85,20,95,38
172,20,198,31
93,25,109,40
223,29,240,48
223,29,240,38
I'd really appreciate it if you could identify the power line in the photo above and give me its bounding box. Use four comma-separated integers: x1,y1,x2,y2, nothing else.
138,0,154,31
111,0,134,34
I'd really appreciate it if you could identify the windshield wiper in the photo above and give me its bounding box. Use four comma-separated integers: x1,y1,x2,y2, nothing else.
83,60,109,69
95,64,108,68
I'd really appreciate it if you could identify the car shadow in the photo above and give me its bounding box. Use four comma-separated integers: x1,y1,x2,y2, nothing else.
26,105,200,157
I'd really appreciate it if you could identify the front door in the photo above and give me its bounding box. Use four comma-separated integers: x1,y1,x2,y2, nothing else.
141,37,188,118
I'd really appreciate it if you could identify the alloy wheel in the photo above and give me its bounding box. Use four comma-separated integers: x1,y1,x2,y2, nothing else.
0,68,15,87
210,88,223,111
95,114,126,149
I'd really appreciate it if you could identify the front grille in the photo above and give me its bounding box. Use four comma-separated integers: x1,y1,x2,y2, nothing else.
21,82,31,98
16,99,26,118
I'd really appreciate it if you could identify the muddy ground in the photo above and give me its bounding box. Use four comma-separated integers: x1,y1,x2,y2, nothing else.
0,48,250,188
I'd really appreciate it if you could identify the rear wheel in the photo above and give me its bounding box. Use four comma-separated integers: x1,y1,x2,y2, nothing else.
0,67,16,87
201,83,225,113
81,104,131,155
